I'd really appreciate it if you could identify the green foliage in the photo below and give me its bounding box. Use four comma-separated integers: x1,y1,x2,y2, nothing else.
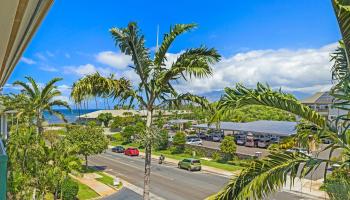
97,112,113,127
155,129,169,150
321,169,350,200
121,122,145,144
211,152,222,161
7,125,80,199
172,131,186,153
12,77,70,134
110,116,137,129
61,178,79,200
220,136,237,161
66,124,108,168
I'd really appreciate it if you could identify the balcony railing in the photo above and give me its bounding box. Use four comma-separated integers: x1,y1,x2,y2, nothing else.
0,139,7,200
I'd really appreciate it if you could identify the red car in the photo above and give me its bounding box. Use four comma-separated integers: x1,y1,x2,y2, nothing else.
124,148,139,156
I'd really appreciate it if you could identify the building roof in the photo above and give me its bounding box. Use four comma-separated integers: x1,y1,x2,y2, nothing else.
0,0,54,87
168,119,195,124
301,92,333,104
80,109,190,119
192,120,297,137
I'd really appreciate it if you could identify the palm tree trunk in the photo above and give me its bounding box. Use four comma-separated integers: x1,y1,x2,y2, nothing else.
85,154,88,169
143,109,152,200
95,97,98,109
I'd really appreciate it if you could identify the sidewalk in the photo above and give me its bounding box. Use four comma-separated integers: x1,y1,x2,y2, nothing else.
71,173,116,197
283,177,328,199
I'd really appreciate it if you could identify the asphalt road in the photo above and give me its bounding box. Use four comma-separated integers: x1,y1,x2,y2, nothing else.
89,150,228,200
89,150,321,200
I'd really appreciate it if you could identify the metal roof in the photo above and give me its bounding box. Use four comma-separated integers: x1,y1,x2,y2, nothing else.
301,92,333,104
192,120,297,136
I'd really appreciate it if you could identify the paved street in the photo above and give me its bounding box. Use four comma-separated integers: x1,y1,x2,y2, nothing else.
89,150,228,200
89,150,322,200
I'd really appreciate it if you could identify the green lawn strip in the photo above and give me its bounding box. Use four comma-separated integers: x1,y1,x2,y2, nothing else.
110,141,242,172
96,171,114,186
77,181,100,200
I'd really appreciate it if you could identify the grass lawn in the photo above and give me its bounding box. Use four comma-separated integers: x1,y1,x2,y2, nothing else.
77,182,100,200
110,141,243,172
96,171,114,186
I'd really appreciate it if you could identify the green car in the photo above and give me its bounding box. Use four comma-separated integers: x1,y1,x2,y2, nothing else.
178,158,201,171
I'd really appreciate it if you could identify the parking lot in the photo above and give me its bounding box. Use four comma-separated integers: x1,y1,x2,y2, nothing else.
201,140,270,157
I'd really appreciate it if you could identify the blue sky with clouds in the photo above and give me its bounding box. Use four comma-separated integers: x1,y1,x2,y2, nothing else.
5,0,341,106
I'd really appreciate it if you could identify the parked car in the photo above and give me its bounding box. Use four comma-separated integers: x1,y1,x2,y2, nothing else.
197,132,208,139
124,148,139,156
212,134,222,142
178,158,201,171
257,138,271,148
111,146,125,153
234,134,246,145
286,147,312,156
186,138,203,145
186,135,199,140
245,133,258,147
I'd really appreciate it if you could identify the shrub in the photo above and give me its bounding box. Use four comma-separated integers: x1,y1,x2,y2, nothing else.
172,131,186,153
61,178,79,200
155,129,169,150
220,136,237,161
97,113,113,127
211,151,221,161
321,169,350,199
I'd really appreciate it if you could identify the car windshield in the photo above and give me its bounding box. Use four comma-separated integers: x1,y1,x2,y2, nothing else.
192,160,200,164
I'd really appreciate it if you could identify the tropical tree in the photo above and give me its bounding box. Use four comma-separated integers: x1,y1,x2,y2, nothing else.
71,22,220,199
13,77,70,134
212,83,341,199
66,123,108,169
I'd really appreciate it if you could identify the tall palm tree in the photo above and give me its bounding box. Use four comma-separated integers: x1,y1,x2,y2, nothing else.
13,77,70,134
71,22,220,199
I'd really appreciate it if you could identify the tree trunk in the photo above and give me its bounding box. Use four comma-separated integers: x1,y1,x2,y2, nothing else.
85,155,88,169
36,112,43,134
143,110,153,200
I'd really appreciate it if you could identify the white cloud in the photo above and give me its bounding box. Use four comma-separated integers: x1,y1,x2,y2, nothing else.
96,51,132,69
35,53,47,61
63,64,112,77
46,51,54,57
39,66,58,72
53,95,73,105
57,84,72,94
20,57,36,65
172,43,337,95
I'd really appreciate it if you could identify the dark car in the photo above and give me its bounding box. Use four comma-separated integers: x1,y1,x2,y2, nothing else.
112,146,125,153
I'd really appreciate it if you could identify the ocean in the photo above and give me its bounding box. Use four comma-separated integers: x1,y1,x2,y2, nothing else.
43,109,99,124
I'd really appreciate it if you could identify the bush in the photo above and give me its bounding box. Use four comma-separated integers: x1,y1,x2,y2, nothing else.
97,113,113,127
155,129,169,150
211,151,222,161
321,169,350,200
172,131,186,153
61,178,79,200
220,136,237,161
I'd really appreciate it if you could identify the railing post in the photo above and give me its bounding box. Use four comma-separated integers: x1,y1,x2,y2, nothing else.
0,140,7,200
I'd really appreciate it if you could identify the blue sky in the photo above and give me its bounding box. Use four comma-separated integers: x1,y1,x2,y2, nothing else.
5,0,341,107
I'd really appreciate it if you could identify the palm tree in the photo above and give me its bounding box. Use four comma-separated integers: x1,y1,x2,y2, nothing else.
71,22,220,199
13,77,70,134
211,1,350,199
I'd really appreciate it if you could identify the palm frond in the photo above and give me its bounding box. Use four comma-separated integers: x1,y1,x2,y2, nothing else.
154,23,197,67
332,0,350,59
217,83,326,128
215,151,325,200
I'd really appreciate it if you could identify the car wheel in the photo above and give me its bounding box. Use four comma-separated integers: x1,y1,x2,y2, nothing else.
178,164,181,169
